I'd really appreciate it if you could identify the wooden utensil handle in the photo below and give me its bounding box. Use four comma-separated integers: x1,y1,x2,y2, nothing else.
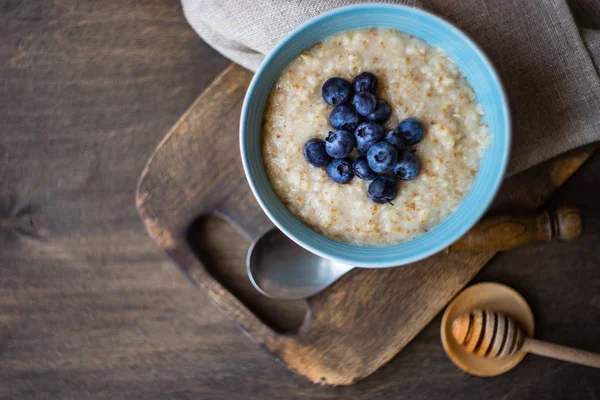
523,338,600,369
448,206,582,252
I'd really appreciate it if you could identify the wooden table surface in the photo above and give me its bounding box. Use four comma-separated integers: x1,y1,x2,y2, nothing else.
1,1,599,399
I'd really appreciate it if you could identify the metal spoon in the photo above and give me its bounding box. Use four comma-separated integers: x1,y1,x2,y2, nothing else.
247,228,354,300
246,206,584,300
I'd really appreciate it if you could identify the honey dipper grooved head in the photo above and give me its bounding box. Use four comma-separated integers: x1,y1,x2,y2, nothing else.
451,309,525,358
451,313,471,345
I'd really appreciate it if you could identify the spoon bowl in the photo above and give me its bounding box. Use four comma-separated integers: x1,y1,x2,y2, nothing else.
247,228,354,300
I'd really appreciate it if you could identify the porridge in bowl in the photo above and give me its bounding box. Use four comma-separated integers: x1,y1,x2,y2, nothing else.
262,28,491,246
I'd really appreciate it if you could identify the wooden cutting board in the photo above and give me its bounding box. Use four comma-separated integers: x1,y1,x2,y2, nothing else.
136,64,596,386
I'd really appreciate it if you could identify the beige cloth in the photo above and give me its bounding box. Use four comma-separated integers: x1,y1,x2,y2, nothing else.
182,0,600,175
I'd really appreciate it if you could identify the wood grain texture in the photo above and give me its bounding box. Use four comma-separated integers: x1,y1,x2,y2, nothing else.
136,62,599,386
2,1,600,398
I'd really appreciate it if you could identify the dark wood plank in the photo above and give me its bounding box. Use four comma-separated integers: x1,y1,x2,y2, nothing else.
2,1,599,399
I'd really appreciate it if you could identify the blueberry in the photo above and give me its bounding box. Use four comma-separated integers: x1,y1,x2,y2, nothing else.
352,72,378,94
354,122,384,155
366,100,391,123
329,104,362,131
325,130,355,159
321,77,353,106
352,156,377,180
303,138,330,167
368,176,399,204
367,141,398,173
397,118,424,145
385,129,406,150
353,92,377,116
393,150,420,180
326,158,354,184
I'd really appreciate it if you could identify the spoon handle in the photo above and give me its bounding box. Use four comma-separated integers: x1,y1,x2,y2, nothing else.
448,206,582,252
522,338,600,369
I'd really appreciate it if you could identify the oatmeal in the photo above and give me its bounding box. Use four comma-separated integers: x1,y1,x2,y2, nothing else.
262,28,491,245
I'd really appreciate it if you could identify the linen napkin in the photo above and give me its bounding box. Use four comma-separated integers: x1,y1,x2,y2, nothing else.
182,0,600,175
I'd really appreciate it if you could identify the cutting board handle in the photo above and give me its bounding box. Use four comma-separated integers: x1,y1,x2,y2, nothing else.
449,206,582,252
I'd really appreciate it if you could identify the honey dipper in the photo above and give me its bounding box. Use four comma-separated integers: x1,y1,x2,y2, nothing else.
452,309,600,369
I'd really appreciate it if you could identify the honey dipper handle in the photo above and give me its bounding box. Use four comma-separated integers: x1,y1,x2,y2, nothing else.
523,338,600,369
448,206,582,252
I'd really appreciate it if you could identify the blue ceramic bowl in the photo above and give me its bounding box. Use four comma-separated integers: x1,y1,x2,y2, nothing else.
240,4,511,268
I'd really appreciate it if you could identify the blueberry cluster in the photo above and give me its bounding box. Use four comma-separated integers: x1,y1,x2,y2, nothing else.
303,72,424,204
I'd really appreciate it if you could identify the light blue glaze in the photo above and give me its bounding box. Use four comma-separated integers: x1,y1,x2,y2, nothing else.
240,4,511,268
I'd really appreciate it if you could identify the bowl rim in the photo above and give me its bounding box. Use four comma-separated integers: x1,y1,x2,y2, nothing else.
240,3,511,268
